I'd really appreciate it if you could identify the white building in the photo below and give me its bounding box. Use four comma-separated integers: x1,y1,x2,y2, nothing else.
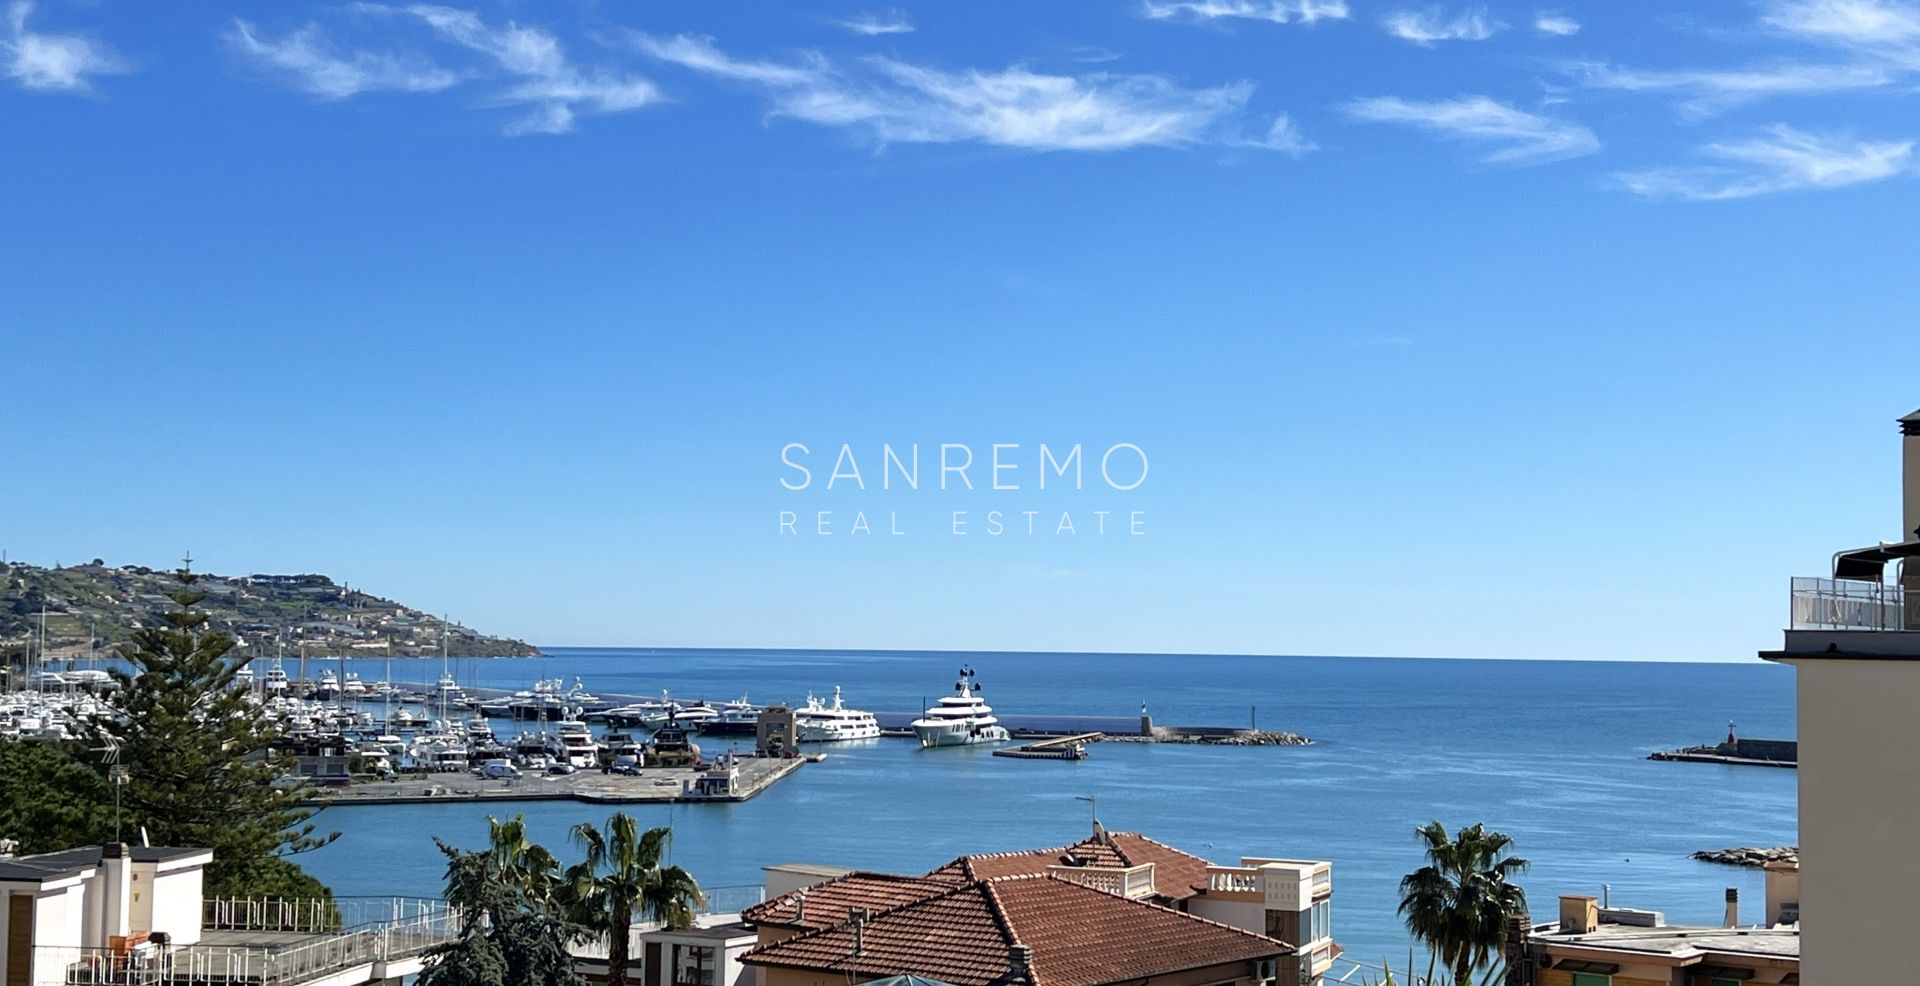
0,843,452,986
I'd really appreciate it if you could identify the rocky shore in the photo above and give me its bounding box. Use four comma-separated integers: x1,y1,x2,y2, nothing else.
1692,846,1798,867
1102,730,1312,746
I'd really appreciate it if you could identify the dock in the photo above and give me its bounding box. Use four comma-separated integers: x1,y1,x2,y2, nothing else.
304,755,805,806
992,733,1099,760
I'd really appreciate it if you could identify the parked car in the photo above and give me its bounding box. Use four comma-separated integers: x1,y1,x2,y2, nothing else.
611,754,640,775
476,759,521,780
547,762,577,776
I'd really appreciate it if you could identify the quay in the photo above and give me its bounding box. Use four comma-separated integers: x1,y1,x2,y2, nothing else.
305,755,804,806
1649,726,1797,768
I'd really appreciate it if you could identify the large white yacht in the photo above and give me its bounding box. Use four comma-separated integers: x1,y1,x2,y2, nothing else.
911,668,1010,748
795,687,881,742
547,719,601,769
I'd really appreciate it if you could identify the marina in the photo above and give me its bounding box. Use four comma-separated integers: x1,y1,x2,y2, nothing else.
307,753,805,805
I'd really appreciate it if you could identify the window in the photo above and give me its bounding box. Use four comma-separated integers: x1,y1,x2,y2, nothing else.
1570,974,1611,986
1302,899,1331,944
673,944,715,986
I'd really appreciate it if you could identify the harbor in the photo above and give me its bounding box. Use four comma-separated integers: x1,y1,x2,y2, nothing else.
306,753,805,805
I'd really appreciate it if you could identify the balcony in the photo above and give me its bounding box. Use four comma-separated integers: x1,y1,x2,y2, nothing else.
45,897,456,986
1790,577,1910,631
1046,862,1157,900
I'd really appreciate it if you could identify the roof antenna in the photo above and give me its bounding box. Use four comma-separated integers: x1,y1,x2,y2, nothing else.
1075,795,1105,841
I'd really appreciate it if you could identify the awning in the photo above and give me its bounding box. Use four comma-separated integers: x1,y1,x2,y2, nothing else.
1832,541,1920,581
1551,960,1621,975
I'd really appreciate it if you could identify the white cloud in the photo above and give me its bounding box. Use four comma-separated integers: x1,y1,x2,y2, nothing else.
228,20,456,99
1572,60,1895,114
1761,0,1920,46
3,1,127,92
630,32,1304,154
1345,95,1600,163
231,4,659,135
1618,124,1912,199
1142,0,1350,25
1242,113,1316,156
1382,5,1503,44
838,9,915,36
1534,12,1580,36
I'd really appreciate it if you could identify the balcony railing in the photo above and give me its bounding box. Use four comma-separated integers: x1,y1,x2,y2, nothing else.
1790,577,1910,631
1046,863,1157,899
49,897,457,986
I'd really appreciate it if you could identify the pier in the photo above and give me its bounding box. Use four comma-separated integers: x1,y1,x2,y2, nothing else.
306,755,804,806
992,732,1099,760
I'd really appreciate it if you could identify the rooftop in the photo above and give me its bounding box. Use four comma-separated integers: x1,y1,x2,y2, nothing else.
744,873,1284,986
927,830,1214,903
0,845,209,884
743,871,957,931
1536,922,1800,962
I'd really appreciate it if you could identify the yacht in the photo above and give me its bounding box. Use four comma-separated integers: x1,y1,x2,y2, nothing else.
601,692,677,728
670,702,721,727
910,668,1010,749
697,697,761,737
313,669,342,701
433,672,466,710
546,719,601,769
263,660,289,695
342,672,368,699
795,687,881,742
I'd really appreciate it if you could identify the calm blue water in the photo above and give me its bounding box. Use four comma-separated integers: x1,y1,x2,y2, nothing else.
297,648,1797,971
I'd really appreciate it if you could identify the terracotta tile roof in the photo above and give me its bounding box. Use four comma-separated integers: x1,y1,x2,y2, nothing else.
744,872,956,931
928,831,1214,901
743,874,1286,986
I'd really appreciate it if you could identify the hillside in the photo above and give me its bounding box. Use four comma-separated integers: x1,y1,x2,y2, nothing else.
0,560,539,659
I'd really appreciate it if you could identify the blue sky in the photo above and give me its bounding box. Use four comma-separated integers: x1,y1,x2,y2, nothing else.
4,0,1919,660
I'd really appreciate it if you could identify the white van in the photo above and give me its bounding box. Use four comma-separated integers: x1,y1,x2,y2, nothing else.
477,759,521,780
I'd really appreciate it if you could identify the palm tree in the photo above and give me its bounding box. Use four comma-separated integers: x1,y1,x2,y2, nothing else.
566,813,704,986
1398,821,1529,986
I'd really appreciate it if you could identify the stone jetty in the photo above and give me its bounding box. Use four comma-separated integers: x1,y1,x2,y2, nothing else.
1103,729,1311,746
1692,846,1798,867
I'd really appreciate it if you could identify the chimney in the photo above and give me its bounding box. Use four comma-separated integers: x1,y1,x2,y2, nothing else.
1558,895,1598,934
1010,944,1033,979
1724,886,1739,928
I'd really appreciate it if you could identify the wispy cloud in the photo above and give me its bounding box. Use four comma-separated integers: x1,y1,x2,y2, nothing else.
1382,5,1503,44
228,20,456,99
229,4,660,135
1572,59,1895,115
1761,0,1920,47
1618,124,1912,199
3,1,127,92
838,9,915,36
1142,0,1350,26
1534,12,1580,36
1345,95,1599,164
628,32,1304,154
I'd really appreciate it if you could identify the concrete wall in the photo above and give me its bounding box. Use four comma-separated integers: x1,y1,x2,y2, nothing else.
1186,896,1265,935
146,866,203,945
1785,656,1920,984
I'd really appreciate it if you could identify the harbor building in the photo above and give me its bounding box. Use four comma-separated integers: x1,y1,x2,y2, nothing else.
0,843,453,986
1760,406,1920,985
1504,871,1800,985
739,826,1337,986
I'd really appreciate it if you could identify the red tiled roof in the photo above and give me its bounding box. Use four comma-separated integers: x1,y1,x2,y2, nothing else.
743,874,1286,986
928,831,1214,901
743,872,956,931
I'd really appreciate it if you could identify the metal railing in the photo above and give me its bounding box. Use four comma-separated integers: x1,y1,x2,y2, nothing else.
695,884,765,916
49,898,457,986
1790,577,1910,630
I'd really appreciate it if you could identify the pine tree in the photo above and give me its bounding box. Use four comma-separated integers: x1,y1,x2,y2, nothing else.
90,563,335,898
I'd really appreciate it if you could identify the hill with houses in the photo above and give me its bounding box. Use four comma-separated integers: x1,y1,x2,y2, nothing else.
0,560,539,661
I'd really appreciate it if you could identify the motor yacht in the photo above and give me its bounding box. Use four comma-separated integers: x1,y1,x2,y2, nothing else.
795,686,882,742
910,668,1010,748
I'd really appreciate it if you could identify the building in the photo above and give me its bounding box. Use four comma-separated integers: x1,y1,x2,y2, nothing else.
740,826,1337,986
1758,406,1920,985
0,843,453,986
1506,871,1800,986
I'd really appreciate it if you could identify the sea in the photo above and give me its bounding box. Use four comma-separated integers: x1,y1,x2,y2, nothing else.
295,648,1798,974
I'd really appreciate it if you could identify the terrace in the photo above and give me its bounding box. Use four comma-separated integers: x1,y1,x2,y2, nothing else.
38,896,457,986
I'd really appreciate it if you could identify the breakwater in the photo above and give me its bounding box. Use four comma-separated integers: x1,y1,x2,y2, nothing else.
1650,736,1797,767
1693,846,1798,868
